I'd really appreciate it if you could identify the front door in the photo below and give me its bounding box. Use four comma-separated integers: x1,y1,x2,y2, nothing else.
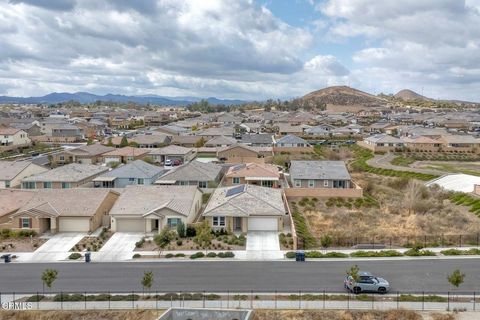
154,219,159,231
234,217,242,231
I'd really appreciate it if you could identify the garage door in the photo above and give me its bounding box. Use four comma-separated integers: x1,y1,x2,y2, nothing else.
59,217,90,232
116,219,145,232
248,217,278,231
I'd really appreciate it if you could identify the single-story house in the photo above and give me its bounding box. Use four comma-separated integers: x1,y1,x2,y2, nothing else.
21,163,109,189
0,160,49,189
0,189,119,233
155,160,223,189
359,134,405,152
148,145,197,164
236,134,273,147
204,136,237,148
217,144,273,164
52,144,115,165
102,146,151,164
225,163,280,188
289,160,352,189
93,160,165,188
170,135,203,148
109,185,203,233
203,184,286,232
273,134,312,153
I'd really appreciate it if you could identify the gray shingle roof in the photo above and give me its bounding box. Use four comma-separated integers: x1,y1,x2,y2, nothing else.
100,160,165,179
156,160,222,182
290,160,351,180
275,134,310,145
203,184,285,217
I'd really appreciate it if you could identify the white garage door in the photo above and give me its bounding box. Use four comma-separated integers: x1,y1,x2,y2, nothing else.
116,219,145,232
59,217,90,232
248,217,278,231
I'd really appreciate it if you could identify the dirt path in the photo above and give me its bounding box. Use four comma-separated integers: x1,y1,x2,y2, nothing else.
366,153,446,176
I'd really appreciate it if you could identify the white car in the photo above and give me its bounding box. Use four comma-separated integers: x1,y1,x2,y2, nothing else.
164,159,172,166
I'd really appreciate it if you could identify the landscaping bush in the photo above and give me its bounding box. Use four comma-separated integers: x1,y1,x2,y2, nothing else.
292,211,317,249
218,251,235,258
135,238,145,248
176,221,186,238
441,248,480,256
322,252,348,258
68,253,82,260
404,248,436,256
186,226,197,237
165,253,174,258
206,252,217,258
350,250,403,258
285,251,296,259
132,253,141,259
190,252,205,259
175,253,186,257
26,295,45,302
176,240,183,246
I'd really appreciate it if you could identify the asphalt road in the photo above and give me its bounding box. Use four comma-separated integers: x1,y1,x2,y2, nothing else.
0,259,479,293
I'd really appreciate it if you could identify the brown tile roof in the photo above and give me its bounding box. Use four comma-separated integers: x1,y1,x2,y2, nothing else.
102,146,150,157
0,189,35,217
226,163,280,179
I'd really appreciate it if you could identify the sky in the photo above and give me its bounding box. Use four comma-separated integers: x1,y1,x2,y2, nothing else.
0,0,480,101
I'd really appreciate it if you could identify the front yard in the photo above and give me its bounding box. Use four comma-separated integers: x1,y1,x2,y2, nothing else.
0,230,46,252
70,228,113,252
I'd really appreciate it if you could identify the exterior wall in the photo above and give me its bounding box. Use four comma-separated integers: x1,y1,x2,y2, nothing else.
113,177,156,188
284,184,363,198
404,143,441,152
357,140,399,153
291,179,351,189
224,176,279,188
0,214,52,234
0,131,30,146
31,135,79,143
91,191,119,231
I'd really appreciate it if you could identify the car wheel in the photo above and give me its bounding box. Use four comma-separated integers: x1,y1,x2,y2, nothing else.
378,287,386,294
353,287,361,294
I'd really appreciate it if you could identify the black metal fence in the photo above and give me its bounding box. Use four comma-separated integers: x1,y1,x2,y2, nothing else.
298,233,480,250
0,290,478,312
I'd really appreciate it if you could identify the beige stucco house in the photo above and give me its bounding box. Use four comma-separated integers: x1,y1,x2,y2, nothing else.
0,160,49,189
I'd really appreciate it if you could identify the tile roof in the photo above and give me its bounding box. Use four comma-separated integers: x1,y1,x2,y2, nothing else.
0,161,37,181
226,163,280,179
103,146,151,157
156,160,222,182
23,163,108,182
149,145,195,156
203,184,285,217
109,185,199,217
0,127,22,135
0,189,35,217
100,160,165,179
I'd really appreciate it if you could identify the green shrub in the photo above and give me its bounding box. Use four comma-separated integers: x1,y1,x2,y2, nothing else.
135,238,145,248
26,295,45,302
322,251,348,258
404,248,436,256
190,252,205,259
218,251,234,258
186,226,197,237
350,250,403,258
68,253,82,260
165,253,174,258
206,252,217,258
441,248,480,256
132,253,141,259
175,253,186,257
285,251,296,259
176,240,183,246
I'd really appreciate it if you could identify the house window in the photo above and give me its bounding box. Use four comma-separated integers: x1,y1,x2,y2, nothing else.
22,182,36,189
262,180,273,188
21,218,30,229
167,218,181,228
180,181,188,186
232,177,240,184
129,178,135,182
294,180,301,188
323,180,329,187
213,216,226,227
59,156,65,161
43,182,52,189
137,178,144,185
5,181,10,188
308,180,315,188
198,181,207,188
61,182,70,189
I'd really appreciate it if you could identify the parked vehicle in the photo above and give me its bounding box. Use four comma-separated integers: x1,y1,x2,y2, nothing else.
344,271,390,294
173,159,182,166
165,159,172,166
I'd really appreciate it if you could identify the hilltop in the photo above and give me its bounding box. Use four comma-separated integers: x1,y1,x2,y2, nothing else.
298,86,386,111
394,89,429,101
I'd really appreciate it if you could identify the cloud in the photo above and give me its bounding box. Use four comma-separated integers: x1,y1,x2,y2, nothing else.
320,0,480,100
1,0,353,99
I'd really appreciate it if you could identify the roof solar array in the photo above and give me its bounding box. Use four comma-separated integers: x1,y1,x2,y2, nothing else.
226,185,245,197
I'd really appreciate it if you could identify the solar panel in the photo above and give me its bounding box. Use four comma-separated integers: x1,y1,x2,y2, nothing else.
226,185,245,197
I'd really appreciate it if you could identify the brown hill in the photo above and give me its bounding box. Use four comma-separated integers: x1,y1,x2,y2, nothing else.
394,89,429,101
300,86,385,108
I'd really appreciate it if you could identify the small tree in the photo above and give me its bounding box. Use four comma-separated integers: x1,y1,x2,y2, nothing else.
106,137,114,147
320,234,332,252
141,271,154,295
154,226,175,255
86,137,94,145
195,137,206,148
41,269,58,294
448,269,465,290
176,221,186,238
347,264,360,282
194,221,213,253
120,136,129,147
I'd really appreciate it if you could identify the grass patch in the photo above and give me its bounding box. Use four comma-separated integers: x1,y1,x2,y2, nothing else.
291,211,317,249
404,247,436,256
440,248,480,256
399,294,447,302
450,192,480,217
391,156,416,167
350,250,403,257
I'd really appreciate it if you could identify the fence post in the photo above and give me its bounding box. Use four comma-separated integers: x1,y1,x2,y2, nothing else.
389,237,392,249
424,235,427,248
460,235,462,247
447,291,450,310
37,291,39,310
396,291,399,309
477,233,479,247
84,291,87,310
299,290,301,309
108,291,111,310
323,290,325,309
60,291,63,310
371,293,374,310
227,290,229,309
250,290,253,309
203,290,205,308
275,290,277,309
441,234,444,247
474,292,476,311
155,291,158,310
132,291,134,309
347,292,350,310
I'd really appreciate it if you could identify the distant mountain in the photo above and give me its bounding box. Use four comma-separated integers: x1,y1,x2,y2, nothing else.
0,92,247,106
300,86,386,108
394,89,429,101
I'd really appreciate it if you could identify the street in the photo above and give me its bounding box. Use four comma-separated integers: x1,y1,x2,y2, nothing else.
0,259,479,293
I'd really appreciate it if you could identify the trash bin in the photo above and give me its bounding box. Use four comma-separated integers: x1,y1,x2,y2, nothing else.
85,251,91,263
295,250,305,262
1,254,11,263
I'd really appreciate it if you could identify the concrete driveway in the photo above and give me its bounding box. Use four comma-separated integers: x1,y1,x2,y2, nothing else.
246,231,282,260
19,233,86,262
94,232,144,262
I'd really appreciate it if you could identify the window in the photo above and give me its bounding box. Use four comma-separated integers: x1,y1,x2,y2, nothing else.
59,156,65,161
180,181,188,186
308,180,315,188
61,182,70,189
323,180,329,187
261,180,273,188
137,178,144,185
167,218,181,228
43,182,52,189
198,181,207,188
5,181,10,188
232,177,240,184
21,218,30,229
213,216,226,227
129,178,135,182
22,182,36,189
294,180,301,188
